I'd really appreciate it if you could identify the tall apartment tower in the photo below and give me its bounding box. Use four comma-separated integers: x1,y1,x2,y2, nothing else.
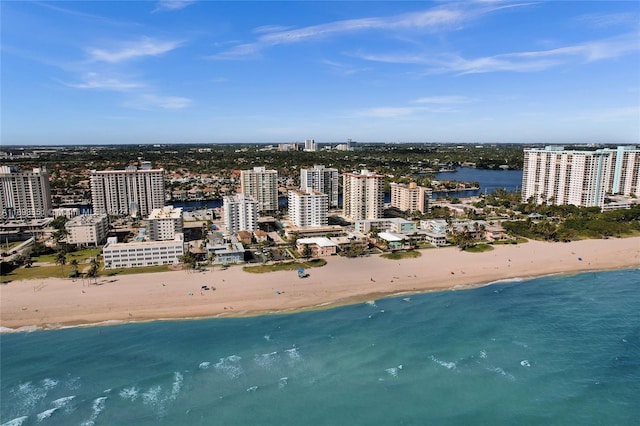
0,166,52,219
522,146,639,208
343,169,385,221
147,205,184,241
390,182,432,214
223,194,259,235
304,139,317,152
90,163,165,217
300,165,339,208
240,166,278,212
288,188,328,228
607,145,639,196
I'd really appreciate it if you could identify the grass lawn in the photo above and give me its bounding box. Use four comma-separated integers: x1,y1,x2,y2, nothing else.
1,264,70,283
33,248,102,264
464,244,495,253
1,262,172,283
101,265,170,276
243,258,327,273
380,250,422,260
1,240,28,252
492,238,528,245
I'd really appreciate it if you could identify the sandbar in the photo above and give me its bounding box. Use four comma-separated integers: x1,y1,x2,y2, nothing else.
1,237,639,331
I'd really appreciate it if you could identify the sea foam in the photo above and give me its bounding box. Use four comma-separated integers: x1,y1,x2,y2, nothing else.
80,396,107,426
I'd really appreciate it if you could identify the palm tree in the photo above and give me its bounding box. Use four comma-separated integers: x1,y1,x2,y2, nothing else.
55,251,67,275
70,259,79,278
301,244,312,259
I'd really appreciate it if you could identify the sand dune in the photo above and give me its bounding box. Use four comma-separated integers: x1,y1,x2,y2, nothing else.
1,237,639,331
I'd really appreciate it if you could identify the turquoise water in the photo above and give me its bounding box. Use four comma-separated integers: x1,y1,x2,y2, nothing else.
2,269,639,425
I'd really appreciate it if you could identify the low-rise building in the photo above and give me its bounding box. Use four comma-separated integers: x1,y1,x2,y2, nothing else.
296,237,338,257
102,233,185,269
65,214,109,247
355,218,416,234
206,240,245,264
376,232,406,250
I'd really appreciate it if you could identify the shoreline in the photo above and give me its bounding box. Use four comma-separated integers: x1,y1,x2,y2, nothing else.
1,237,639,333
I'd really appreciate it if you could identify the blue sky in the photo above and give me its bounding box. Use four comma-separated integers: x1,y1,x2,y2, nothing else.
2,1,639,145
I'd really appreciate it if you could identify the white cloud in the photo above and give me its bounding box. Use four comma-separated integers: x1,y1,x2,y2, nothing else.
414,95,477,104
319,59,371,76
353,33,640,74
64,73,145,91
152,0,196,13
87,37,183,63
123,94,192,110
354,104,463,118
574,12,638,29
210,5,481,60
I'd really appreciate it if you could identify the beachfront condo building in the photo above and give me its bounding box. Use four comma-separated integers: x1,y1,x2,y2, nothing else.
102,233,185,269
65,214,109,247
223,193,259,235
90,163,165,217
240,167,278,212
0,166,52,220
522,146,639,208
147,205,184,241
390,182,432,214
343,169,385,221
288,188,329,228
300,165,339,208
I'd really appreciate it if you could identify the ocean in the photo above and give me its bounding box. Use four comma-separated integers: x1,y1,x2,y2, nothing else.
2,269,639,425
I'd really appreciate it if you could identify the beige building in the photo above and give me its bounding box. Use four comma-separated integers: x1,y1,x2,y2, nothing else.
390,182,431,214
65,214,109,246
0,166,52,220
240,166,278,212
296,237,338,257
147,205,183,241
343,169,384,221
288,188,328,228
90,163,165,217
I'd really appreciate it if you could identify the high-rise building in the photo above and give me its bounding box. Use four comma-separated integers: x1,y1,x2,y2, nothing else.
240,166,278,212
0,166,52,219
300,165,339,208
304,139,317,152
390,182,432,214
90,163,165,217
223,193,259,235
522,146,639,207
343,169,385,221
288,188,328,228
147,205,183,241
607,145,640,196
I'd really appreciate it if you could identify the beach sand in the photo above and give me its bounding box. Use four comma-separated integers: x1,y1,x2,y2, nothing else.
1,237,639,331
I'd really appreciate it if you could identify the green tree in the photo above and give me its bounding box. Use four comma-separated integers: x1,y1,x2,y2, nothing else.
55,251,67,274
301,244,313,259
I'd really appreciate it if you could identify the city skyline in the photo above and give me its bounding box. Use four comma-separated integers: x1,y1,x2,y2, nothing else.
2,1,639,146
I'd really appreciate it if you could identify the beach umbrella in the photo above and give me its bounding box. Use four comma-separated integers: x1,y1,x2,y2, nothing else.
297,267,305,273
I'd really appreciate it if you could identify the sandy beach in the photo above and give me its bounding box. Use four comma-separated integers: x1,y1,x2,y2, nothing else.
1,237,639,331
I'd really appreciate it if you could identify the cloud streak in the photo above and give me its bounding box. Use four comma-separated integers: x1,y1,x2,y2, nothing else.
63,73,145,91
123,94,192,110
152,0,196,13
353,32,640,74
210,5,480,59
87,37,183,63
